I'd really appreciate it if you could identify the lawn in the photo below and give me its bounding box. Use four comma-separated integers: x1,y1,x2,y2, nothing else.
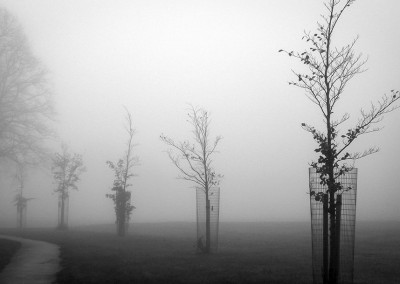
0,238,21,272
0,221,399,283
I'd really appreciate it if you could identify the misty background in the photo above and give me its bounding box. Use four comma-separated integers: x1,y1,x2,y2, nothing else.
0,0,399,227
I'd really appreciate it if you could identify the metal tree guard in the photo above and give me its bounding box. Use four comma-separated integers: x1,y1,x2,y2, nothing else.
15,194,33,230
309,167,357,284
17,200,26,229
115,189,133,236
196,186,220,253
58,193,69,230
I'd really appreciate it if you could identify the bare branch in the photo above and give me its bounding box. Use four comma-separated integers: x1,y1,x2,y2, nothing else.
161,105,222,192
349,147,379,160
336,92,400,157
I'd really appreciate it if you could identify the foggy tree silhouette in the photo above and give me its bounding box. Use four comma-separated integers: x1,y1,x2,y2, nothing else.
106,108,138,237
52,145,86,230
0,7,54,166
280,0,399,283
13,162,34,230
160,105,222,254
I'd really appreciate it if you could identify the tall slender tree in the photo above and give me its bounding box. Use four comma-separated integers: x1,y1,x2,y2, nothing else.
52,145,85,230
160,105,222,253
280,1,399,283
106,108,138,237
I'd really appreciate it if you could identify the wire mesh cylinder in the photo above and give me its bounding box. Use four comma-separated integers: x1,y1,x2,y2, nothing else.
196,187,220,253
115,190,132,236
309,167,357,284
16,203,27,229
58,194,69,229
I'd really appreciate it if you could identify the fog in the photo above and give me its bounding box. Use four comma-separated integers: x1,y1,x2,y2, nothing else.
0,0,399,228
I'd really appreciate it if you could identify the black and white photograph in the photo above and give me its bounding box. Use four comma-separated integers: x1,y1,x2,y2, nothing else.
0,1,399,283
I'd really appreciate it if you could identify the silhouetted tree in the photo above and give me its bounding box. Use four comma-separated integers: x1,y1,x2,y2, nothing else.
160,105,222,253
13,162,33,230
52,145,85,230
280,1,399,283
106,109,138,237
0,7,54,165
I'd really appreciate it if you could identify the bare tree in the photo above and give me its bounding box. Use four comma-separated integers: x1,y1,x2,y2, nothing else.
106,108,138,237
0,7,54,165
160,105,222,253
280,0,399,283
51,145,86,230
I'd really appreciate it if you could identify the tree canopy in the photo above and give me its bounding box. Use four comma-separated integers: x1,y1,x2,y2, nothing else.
0,7,54,165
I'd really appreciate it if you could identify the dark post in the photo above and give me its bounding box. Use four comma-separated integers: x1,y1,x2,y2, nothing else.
323,194,329,284
334,194,342,282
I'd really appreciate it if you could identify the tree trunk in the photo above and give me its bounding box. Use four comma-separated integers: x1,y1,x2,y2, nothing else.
119,210,126,237
60,194,65,230
205,198,211,253
117,190,126,237
17,204,23,229
328,189,339,283
334,195,342,282
327,191,341,284
205,190,211,253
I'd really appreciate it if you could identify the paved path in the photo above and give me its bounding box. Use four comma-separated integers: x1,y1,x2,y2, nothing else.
0,235,60,284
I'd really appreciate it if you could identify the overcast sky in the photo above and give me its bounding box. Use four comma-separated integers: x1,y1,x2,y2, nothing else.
0,0,399,227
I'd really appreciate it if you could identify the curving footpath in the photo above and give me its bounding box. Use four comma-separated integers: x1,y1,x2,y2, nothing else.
0,235,60,284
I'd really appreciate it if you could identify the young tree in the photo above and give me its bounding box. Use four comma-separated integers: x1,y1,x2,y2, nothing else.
280,1,399,283
0,7,54,165
160,106,222,253
106,109,138,237
52,145,86,230
13,162,33,229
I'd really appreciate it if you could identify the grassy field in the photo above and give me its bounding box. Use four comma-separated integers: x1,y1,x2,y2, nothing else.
0,238,21,272
0,221,399,283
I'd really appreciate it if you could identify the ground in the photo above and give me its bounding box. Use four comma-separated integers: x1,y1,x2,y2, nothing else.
0,238,21,271
0,221,399,283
